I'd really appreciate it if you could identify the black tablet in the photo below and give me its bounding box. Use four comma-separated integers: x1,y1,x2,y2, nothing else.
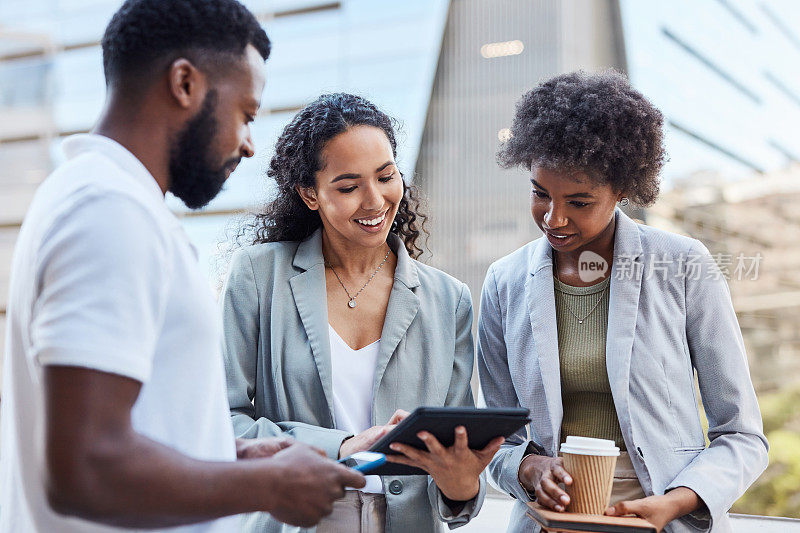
367,406,530,476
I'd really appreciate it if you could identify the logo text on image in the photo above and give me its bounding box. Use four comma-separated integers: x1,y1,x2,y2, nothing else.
578,251,608,283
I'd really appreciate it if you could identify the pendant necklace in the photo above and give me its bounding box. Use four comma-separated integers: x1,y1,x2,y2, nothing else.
553,252,608,324
326,248,391,308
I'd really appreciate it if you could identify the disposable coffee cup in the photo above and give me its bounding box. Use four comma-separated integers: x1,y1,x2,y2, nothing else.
559,436,620,515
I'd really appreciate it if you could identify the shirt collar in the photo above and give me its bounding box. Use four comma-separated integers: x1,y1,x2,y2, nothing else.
61,133,166,204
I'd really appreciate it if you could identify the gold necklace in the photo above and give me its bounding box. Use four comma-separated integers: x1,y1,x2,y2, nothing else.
553,253,608,325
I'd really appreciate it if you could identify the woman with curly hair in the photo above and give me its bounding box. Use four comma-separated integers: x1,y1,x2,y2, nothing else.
220,93,501,533
478,71,767,532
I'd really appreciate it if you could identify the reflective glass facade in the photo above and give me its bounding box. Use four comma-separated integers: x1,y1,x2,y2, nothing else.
3,0,800,518
0,0,449,359
620,0,800,182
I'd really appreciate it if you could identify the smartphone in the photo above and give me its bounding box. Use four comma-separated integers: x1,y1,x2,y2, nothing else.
338,451,386,474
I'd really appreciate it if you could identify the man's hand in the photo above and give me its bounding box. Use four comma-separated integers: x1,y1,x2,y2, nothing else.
236,437,293,459
517,455,573,511
43,365,363,529
605,487,701,532
262,442,366,527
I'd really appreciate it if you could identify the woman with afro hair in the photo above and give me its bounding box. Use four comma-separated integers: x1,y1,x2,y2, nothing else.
219,93,502,533
478,71,767,533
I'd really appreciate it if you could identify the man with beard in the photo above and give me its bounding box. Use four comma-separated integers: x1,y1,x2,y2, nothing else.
0,1,364,532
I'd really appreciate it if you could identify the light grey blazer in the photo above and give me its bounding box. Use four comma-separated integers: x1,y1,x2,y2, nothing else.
478,210,768,533
220,229,486,533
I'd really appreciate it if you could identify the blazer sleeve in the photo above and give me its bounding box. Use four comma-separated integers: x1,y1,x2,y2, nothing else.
477,265,544,503
220,249,351,458
427,282,488,529
664,240,768,529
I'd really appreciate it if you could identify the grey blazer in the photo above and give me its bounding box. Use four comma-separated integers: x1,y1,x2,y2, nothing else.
220,229,486,533
478,210,768,533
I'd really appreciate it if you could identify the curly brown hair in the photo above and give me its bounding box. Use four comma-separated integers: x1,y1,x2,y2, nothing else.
238,93,427,258
497,70,665,206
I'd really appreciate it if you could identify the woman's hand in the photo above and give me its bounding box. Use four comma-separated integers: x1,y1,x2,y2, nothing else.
605,487,701,532
338,409,410,459
386,409,410,425
385,426,505,501
518,455,573,511
236,436,295,459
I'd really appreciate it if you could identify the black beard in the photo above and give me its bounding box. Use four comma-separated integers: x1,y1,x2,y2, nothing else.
168,90,238,210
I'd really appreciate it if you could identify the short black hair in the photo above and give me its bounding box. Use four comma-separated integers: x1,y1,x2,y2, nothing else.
102,0,270,87
498,70,665,206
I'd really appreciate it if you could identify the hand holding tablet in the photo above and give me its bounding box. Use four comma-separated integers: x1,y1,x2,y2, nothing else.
387,425,506,501
366,407,531,476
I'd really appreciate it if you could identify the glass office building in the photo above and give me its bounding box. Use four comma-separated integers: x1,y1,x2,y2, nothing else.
415,0,625,295
2,0,800,416
3,0,800,384
2,0,800,519
0,0,449,357
618,0,800,386
621,0,800,181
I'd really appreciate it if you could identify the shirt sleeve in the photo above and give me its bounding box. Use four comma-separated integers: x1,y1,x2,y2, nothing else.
477,265,541,502
30,191,171,383
220,248,352,458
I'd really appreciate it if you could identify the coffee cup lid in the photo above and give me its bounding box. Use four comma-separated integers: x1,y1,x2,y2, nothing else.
559,436,620,456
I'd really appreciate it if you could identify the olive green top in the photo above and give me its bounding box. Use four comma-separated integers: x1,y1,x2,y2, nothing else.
554,274,625,450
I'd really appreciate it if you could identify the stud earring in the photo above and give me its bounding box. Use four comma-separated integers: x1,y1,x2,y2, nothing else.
619,197,629,206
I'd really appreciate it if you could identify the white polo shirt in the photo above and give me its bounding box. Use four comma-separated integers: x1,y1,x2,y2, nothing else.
0,134,238,532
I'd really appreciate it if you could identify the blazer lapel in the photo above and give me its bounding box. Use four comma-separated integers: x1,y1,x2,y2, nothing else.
522,210,643,454
289,230,336,426
606,209,644,440
372,234,420,418
525,238,562,453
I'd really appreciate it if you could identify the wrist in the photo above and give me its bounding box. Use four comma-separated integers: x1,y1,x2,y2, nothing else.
440,480,480,502
245,457,280,512
338,436,353,459
517,454,538,492
200,457,278,516
663,487,701,520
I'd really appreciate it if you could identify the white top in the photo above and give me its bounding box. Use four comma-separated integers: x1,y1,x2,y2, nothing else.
328,325,383,494
0,134,237,533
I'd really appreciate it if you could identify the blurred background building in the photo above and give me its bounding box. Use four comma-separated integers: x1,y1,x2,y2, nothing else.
2,0,800,520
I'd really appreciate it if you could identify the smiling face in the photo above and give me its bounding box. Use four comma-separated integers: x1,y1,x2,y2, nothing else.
298,125,404,250
530,166,623,253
